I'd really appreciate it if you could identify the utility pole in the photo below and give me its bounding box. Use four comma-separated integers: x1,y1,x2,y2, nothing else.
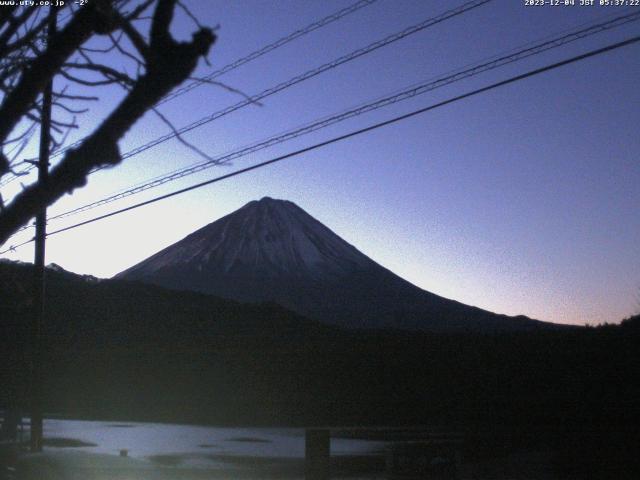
30,5,56,453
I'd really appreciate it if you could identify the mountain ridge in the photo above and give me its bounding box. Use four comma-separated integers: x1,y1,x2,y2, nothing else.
116,197,553,332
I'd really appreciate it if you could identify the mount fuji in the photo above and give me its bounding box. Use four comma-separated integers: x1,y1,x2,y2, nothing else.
116,197,548,332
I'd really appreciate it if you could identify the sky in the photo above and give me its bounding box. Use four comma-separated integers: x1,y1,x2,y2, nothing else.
1,0,639,326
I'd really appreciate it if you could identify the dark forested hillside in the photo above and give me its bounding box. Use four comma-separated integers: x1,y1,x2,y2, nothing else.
1,261,639,468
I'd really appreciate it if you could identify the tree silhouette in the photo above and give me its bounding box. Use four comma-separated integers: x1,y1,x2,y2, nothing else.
0,0,215,246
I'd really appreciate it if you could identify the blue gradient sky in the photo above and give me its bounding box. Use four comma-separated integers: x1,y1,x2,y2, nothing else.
2,0,639,325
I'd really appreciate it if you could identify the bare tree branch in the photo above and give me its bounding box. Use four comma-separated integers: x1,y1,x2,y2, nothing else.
151,106,220,164
0,1,117,143
0,0,216,245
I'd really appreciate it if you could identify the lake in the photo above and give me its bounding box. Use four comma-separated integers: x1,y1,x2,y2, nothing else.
23,419,390,478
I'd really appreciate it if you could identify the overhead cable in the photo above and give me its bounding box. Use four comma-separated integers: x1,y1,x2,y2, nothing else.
43,10,640,223
2,33,637,254
0,0,379,185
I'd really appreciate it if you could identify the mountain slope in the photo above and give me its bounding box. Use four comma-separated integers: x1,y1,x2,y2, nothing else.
116,197,550,332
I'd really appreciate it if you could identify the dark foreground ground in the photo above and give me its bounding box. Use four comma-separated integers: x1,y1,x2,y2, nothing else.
2,422,639,479
2,262,639,478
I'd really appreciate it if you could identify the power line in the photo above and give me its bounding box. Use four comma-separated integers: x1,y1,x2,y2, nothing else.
111,0,492,161
159,0,379,105
0,236,34,253
82,7,640,190
2,33,637,254
3,0,490,188
2,0,493,235
0,0,379,185
41,10,640,223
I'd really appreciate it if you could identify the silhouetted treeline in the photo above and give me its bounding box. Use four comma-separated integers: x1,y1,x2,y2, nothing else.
1,261,639,476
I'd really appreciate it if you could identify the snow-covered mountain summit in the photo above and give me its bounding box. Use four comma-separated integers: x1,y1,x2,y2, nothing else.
117,197,548,332
121,197,370,280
